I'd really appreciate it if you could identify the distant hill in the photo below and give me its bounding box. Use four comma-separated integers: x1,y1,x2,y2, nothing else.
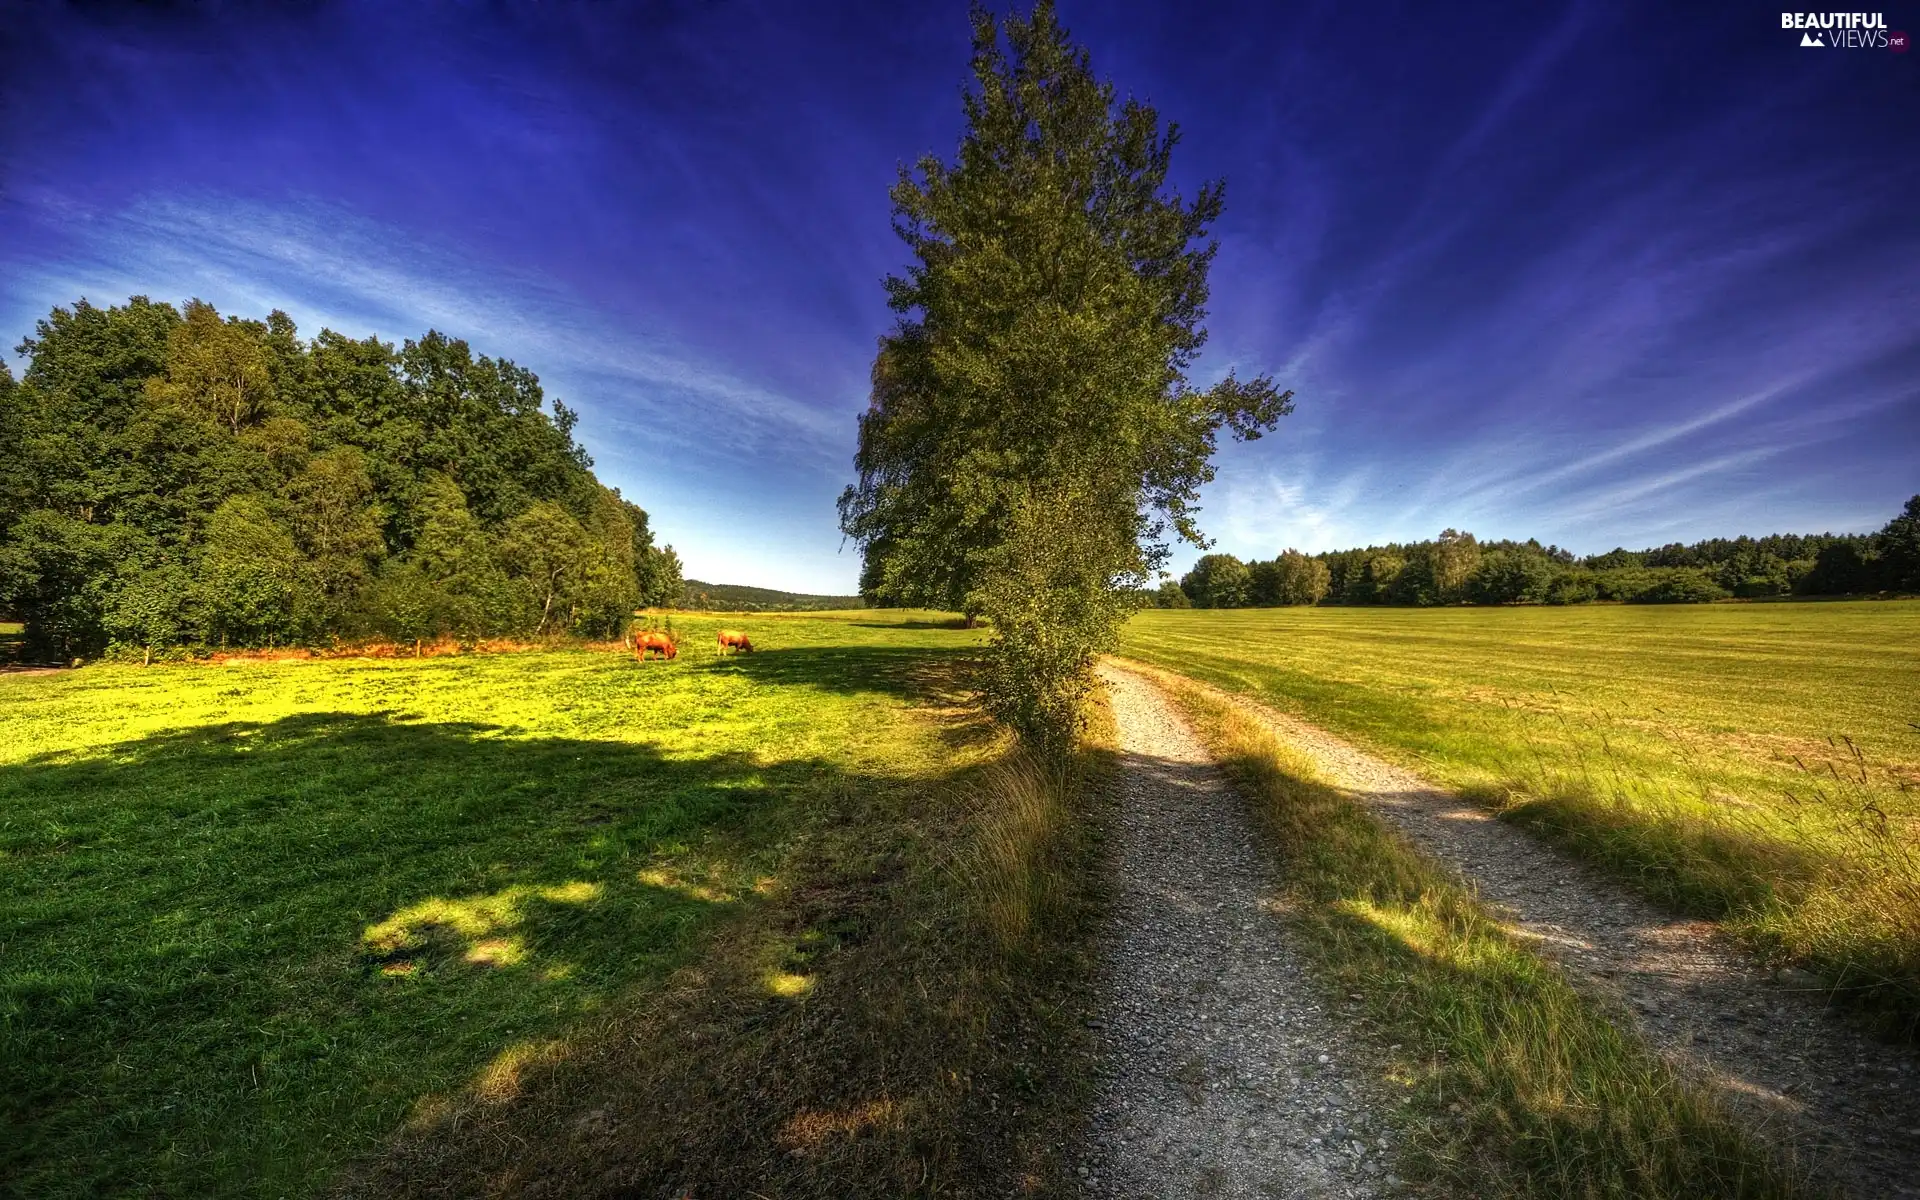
679,580,865,612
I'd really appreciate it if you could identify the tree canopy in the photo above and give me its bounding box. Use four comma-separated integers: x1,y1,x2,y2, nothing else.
840,2,1290,749
0,296,681,659
1162,501,1920,610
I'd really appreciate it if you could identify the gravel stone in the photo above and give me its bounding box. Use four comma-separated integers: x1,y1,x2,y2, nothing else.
1083,665,1409,1198
1143,663,1920,1200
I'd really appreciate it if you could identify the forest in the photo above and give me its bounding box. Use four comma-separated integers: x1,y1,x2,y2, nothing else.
677,580,865,611
0,296,682,660
1164,502,1920,607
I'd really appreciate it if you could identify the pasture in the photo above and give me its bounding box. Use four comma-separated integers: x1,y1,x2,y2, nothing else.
1,613,1100,1197
1119,601,1920,1020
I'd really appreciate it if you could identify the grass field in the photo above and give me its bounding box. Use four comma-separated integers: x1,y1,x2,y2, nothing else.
1119,601,1920,1023
1,612,1105,1197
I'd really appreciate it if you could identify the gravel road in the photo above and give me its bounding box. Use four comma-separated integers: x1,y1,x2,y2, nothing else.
1081,664,1411,1199
1133,663,1920,1200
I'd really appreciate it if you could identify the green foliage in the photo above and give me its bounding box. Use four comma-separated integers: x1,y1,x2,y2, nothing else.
407,471,513,638
679,580,863,612
974,479,1141,756
1385,547,1437,606
1245,558,1281,606
1429,528,1482,603
196,496,310,646
1588,565,1730,604
1544,567,1599,605
1801,540,1873,595
1270,549,1330,605
361,561,448,650
0,512,144,658
497,500,591,634
1468,548,1554,605
145,299,275,435
282,446,384,621
0,296,681,654
839,2,1289,751
1152,579,1192,608
1294,503,1914,609
1180,553,1252,608
1626,567,1729,604
624,499,685,607
1877,494,1920,592
1354,551,1405,604
102,561,194,663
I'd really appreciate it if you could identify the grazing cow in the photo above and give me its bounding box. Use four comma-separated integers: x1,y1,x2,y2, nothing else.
634,631,677,661
716,629,754,654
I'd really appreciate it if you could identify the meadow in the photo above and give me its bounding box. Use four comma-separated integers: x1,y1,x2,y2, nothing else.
0,612,1103,1198
1119,601,1920,1022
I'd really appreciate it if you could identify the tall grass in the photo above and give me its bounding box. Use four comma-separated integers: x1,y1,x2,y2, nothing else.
1119,603,1920,1032
954,754,1089,958
1136,665,1818,1200
1471,698,1920,1028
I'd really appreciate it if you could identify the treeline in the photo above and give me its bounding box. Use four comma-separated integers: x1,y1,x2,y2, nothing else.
1163,499,1920,608
679,580,865,612
0,296,682,660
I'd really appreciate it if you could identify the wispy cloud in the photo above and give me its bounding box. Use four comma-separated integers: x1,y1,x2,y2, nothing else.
4,193,856,465
6,1,1915,591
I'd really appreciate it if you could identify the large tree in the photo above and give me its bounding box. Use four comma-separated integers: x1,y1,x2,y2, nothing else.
1181,554,1252,609
840,2,1291,750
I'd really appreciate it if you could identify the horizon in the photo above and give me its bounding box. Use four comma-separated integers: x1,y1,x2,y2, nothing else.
4,2,1916,593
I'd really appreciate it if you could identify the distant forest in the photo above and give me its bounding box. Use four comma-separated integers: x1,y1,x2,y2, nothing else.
679,580,864,612
0,296,683,660
1163,496,1920,608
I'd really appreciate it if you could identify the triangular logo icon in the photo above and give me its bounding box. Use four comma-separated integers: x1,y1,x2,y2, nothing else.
1800,31,1824,46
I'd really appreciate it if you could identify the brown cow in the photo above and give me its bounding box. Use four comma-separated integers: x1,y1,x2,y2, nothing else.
633,631,677,661
716,629,754,654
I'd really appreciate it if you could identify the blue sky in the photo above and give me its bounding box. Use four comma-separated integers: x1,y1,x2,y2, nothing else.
4,2,1916,592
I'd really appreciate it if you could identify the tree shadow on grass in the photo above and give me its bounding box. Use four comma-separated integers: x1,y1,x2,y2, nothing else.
711,644,986,720
844,617,976,631
0,710,915,1199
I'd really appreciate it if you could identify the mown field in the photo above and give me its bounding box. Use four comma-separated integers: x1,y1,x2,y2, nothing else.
1,612,1103,1198
1120,601,1920,1023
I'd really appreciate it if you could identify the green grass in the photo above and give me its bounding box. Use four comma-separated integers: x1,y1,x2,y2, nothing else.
1119,602,1920,1023
1,612,1105,1197
1134,662,1815,1199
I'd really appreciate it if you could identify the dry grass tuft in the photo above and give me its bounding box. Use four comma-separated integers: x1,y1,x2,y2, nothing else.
952,753,1084,957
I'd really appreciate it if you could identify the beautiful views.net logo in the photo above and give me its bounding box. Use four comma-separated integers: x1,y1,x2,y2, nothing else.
1781,11,1907,49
